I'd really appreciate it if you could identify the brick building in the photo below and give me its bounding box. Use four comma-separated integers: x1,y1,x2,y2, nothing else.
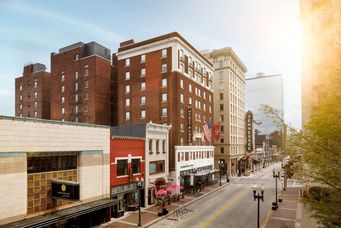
110,135,145,216
50,41,113,125
113,32,215,181
15,63,51,119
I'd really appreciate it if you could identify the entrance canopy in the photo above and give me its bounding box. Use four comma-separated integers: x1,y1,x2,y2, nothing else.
3,199,116,228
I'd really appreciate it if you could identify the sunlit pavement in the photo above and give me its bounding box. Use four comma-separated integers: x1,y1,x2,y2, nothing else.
149,163,281,228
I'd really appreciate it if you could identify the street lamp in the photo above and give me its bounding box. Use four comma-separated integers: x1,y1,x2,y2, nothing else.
218,160,224,186
253,185,264,228
272,168,280,210
136,177,144,227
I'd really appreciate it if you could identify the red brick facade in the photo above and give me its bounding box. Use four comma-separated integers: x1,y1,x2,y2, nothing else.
110,137,145,187
50,43,112,125
114,32,214,171
15,64,51,119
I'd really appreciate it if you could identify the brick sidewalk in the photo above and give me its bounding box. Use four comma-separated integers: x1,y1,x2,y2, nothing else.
264,187,317,228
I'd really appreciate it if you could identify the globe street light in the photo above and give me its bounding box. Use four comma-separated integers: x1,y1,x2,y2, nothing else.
272,168,280,210
253,185,264,228
136,177,144,227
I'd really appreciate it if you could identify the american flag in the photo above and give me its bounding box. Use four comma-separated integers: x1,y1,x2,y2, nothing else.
203,121,212,142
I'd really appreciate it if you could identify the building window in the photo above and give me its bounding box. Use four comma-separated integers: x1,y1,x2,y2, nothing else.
219,71,224,80
189,69,193,78
161,64,167,73
75,105,78,113
150,161,165,174
19,95,22,101
34,81,37,88
220,137,224,143
140,96,146,105
220,115,224,122
19,84,22,91
180,109,184,118
156,140,160,153
34,111,37,118
19,104,22,110
141,54,145,63
189,97,192,105
125,85,130,93
84,65,89,76
61,85,65,93
125,72,130,80
84,80,89,89
84,104,88,112
132,159,140,174
61,96,65,104
75,94,78,102
180,123,184,132
180,79,183,88
34,101,37,108
220,104,224,111
149,139,153,153
162,93,167,102
161,49,167,58
140,110,146,119
125,58,130,66
209,106,212,113
74,54,79,61
84,92,88,100
34,91,37,98
162,140,166,153
162,78,167,87
180,93,184,103
61,73,65,82
209,95,212,102
75,71,79,80
75,82,78,91
125,98,130,106
27,155,77,173
117,159,128,176
125,111,130,120
220,147,224,154
189,84,192,93
61,107,65,115
140,82,146,91
220,93,223,100
140,68,146,77
162,108,167,117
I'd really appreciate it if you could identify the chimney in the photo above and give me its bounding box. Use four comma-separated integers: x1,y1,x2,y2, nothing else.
120,39,134,47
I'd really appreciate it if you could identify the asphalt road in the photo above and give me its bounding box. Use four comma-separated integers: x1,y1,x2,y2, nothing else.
151,163,281,228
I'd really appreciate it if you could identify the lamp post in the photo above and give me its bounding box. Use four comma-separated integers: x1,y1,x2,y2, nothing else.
272,168,280,210
136,177,144,227
253,185,264,228
218,160,224,186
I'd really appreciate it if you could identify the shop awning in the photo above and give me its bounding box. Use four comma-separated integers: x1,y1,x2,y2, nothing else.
3,199,116,228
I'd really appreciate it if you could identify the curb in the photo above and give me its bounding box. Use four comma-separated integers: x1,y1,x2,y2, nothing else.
144,182,232,228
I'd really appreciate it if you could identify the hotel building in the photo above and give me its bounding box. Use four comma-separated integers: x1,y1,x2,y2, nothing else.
113,32,215,183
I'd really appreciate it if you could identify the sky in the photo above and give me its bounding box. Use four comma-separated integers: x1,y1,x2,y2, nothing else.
0,0,302,129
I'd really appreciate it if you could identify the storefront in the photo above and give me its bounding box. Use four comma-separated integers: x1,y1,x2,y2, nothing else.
111,183,145,218
147,177,167,205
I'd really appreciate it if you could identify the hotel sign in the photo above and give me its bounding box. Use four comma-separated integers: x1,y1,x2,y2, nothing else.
52,180,80,201
187,104,193,144
246,111,253,152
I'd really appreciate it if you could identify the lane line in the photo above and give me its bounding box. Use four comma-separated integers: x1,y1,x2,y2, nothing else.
199,188,250,228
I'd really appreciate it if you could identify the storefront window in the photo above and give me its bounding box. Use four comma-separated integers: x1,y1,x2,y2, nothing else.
132,159,140,174
150,162,156,174
150,161,165,174
117,159,128,176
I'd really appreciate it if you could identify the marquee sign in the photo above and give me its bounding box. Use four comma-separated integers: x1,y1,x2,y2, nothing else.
187,104,193,144
52,180,80,201
246,111,253,152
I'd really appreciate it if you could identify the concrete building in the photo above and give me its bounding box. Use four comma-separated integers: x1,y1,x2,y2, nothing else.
0,115,112,227
113,32,215,175
111,122,171,207
246,73,284,134
15,63,51,119
203,48,247,176
50,41,113,125
300,0,341,127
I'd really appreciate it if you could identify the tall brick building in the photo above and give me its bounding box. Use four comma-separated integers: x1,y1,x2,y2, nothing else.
113,32,215,176
15,63,51,119
50,42,112,125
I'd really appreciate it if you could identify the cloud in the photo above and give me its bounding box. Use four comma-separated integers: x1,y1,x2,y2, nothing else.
4,2,123,44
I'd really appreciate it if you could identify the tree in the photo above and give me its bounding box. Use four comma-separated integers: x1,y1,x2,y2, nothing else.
262,68,341,227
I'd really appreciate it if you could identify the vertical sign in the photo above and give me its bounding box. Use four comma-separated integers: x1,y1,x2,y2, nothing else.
246,111,253,152
187,104,193,144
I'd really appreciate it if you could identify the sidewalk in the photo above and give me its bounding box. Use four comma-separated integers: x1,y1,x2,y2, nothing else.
263,187,318,228
101,179,230,228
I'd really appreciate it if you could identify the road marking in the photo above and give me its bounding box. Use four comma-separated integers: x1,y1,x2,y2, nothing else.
199,188,250,228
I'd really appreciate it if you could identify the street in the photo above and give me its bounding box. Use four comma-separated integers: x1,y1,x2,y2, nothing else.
150,164,281,228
